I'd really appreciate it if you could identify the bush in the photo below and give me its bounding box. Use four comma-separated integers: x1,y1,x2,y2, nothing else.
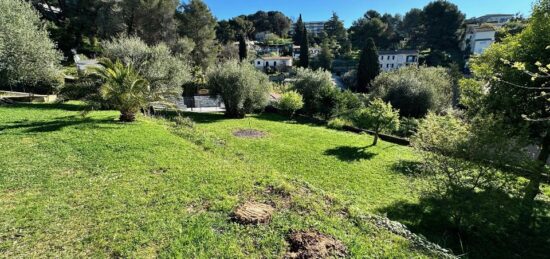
292,68,363,120
277,91,304,117
102,36,192,101
327,118,348,129
207,60,270,118
393,117,420,138
341,69,357,90
0,0,62,93
371,66,453,118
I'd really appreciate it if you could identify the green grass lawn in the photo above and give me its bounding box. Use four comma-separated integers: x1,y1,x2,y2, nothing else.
0,103,548,258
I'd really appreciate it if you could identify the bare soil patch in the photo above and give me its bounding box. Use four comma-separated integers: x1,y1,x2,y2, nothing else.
285,230,348,258
232,129,267,138
232,202,275,224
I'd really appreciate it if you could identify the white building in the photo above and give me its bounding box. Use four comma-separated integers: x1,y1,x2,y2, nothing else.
254,56,293,71
462,25,497,55
378,50,419,72
290,21,326,35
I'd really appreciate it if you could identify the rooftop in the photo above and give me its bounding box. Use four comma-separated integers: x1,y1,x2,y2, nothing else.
378,50,418,55
257,56,293,60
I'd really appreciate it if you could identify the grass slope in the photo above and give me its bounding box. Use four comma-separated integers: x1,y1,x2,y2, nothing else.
0,103,437,257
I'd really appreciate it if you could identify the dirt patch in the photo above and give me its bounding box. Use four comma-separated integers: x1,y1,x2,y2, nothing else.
285,230,348,258
233,202,275,224
233,129,267,138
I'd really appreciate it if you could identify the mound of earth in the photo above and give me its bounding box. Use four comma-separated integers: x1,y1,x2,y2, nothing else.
285,230,348,258
233,202,275,224
233,129,266,138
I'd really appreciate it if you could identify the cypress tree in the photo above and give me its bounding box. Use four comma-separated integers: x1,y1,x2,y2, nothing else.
238,35,247,61
293,14,304,45
356,38,380,93
299,28,309,68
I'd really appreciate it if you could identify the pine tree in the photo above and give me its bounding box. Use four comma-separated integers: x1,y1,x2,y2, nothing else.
356,38,380,93
293,14,304,45
176,0,218,70
299,28,309,68
238,35,247,61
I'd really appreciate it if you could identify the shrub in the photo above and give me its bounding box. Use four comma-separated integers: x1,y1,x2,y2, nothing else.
102,36,192,102
278,91,304,117
327,118,348,129
371,66,453,118
351,98,400,146
393,117,420,138
0,0,62,93
292,68,335,116
94,59,150,122
341,69,357,90
207,60,270,118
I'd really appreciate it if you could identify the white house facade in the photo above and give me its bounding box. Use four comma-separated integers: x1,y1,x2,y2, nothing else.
254,57,293,71
462,25,497,55
378,50,419,72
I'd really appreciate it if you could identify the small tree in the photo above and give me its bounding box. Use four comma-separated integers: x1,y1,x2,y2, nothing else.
95,59,150,122
278,91,304,118
238,35,247,61
207,60,270,118
356,38,380,93
299,28,310,68
352,98,399,146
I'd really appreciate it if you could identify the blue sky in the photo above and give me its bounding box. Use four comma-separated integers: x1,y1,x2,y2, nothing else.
200,0,534,27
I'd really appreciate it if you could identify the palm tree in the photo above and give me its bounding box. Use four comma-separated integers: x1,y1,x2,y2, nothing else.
94,59,150,122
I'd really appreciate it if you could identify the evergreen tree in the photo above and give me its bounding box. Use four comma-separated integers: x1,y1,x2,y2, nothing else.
324,12,351,56
238,35,247,61
299,28,309,68
317,38,334,71
176,0,218,70
356,38,380,93
293,14,305,45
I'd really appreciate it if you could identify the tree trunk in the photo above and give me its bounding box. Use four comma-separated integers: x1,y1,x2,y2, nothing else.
519,132,550,225
372,132,379,146
119,111,136,122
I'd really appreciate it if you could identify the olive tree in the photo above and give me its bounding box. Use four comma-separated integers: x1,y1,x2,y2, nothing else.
352,98,400,146
102,36,192,103
0,0,62,93
207,60,270,118
371,66,453,118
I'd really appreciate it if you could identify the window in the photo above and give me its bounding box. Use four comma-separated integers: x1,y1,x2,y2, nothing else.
274,61,277,66
381,56,384,60
391,64,394,68
257,61,261,65
386,64,390,68
392,56,395,60
380,64,382,68
387,56,391,60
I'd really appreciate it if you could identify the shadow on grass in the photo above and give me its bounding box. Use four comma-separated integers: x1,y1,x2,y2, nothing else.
391,160,423,177
0,116,115,133
378,187,550,258
6,102,85,111
324,146,377,162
